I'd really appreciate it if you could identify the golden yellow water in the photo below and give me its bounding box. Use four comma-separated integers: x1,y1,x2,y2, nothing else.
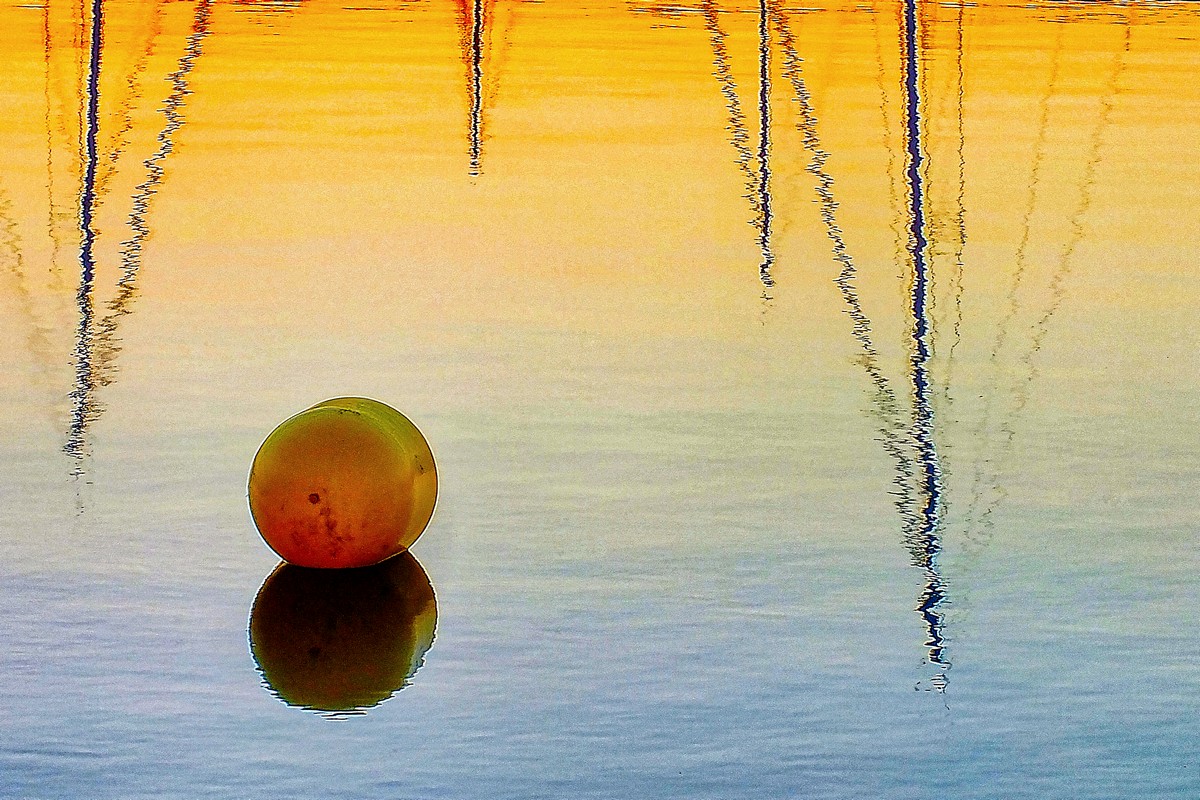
1,0,1198,796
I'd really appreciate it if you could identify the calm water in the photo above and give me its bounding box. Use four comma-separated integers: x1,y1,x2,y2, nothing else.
2,0,1199,797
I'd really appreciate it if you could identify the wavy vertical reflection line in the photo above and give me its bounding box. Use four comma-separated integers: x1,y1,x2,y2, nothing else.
960,25,1064,534
470,0,484,176
0,191,60,384
456,0,486,176
94,0,168,201
66,0,214,462
481,0,521,124
755,0,774,290
43,0,67,290
940,1,967,411
769,3,920,534
870,2,905,275
72,0,87,196
65,0,105,466
700,0,775,293
963,13,1134,566
901,0,947,687
914,0,936,353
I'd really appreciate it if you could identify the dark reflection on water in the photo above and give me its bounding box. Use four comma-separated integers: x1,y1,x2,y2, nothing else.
769,0,949,688
701,0,775,294
66,0,105,468
754,0,774,291
66,0,213,465
456,0,487,176
899,0,948,691
248,552,438,718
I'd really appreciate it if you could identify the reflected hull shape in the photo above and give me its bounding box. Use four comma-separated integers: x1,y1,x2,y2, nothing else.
248,552,437,715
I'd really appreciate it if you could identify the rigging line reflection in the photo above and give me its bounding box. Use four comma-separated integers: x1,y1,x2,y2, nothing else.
900,0,948,687
768,3,919,530
94,0,169,202
699,0,776,294
870,2,905,274
66,0,214,461
0,190,59,380
965,12,1134,563
959,22,1063,540
97,0,214,365
982,25,1065,467
43,0,68,289
66,0,104,465
481,0,522,122
940,0,967,411
771,2,946,683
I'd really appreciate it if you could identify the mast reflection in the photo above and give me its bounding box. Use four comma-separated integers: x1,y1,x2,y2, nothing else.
66,0,104,467
65,0,213,465
697,0,775,292
899,0,948,689
962,10,1134,565
457,0,488,176
769,0,948,688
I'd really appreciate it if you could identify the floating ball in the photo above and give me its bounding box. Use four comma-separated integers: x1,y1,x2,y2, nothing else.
248,397,437,568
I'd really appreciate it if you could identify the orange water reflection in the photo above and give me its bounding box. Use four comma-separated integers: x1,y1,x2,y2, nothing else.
0,0,1197,689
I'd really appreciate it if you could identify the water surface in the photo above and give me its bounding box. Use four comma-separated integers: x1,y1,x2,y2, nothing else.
1,0,1198,797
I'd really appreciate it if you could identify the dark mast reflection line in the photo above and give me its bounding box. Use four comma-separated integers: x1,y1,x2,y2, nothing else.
914,0,936,350
66,0,214,462
469,0,483,176
66,0,104,464
901,0,948,686
700,0,775,294
755,0,774,291
455,0,488,177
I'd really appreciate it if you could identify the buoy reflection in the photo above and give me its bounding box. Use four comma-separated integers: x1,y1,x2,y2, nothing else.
248,551,437,717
